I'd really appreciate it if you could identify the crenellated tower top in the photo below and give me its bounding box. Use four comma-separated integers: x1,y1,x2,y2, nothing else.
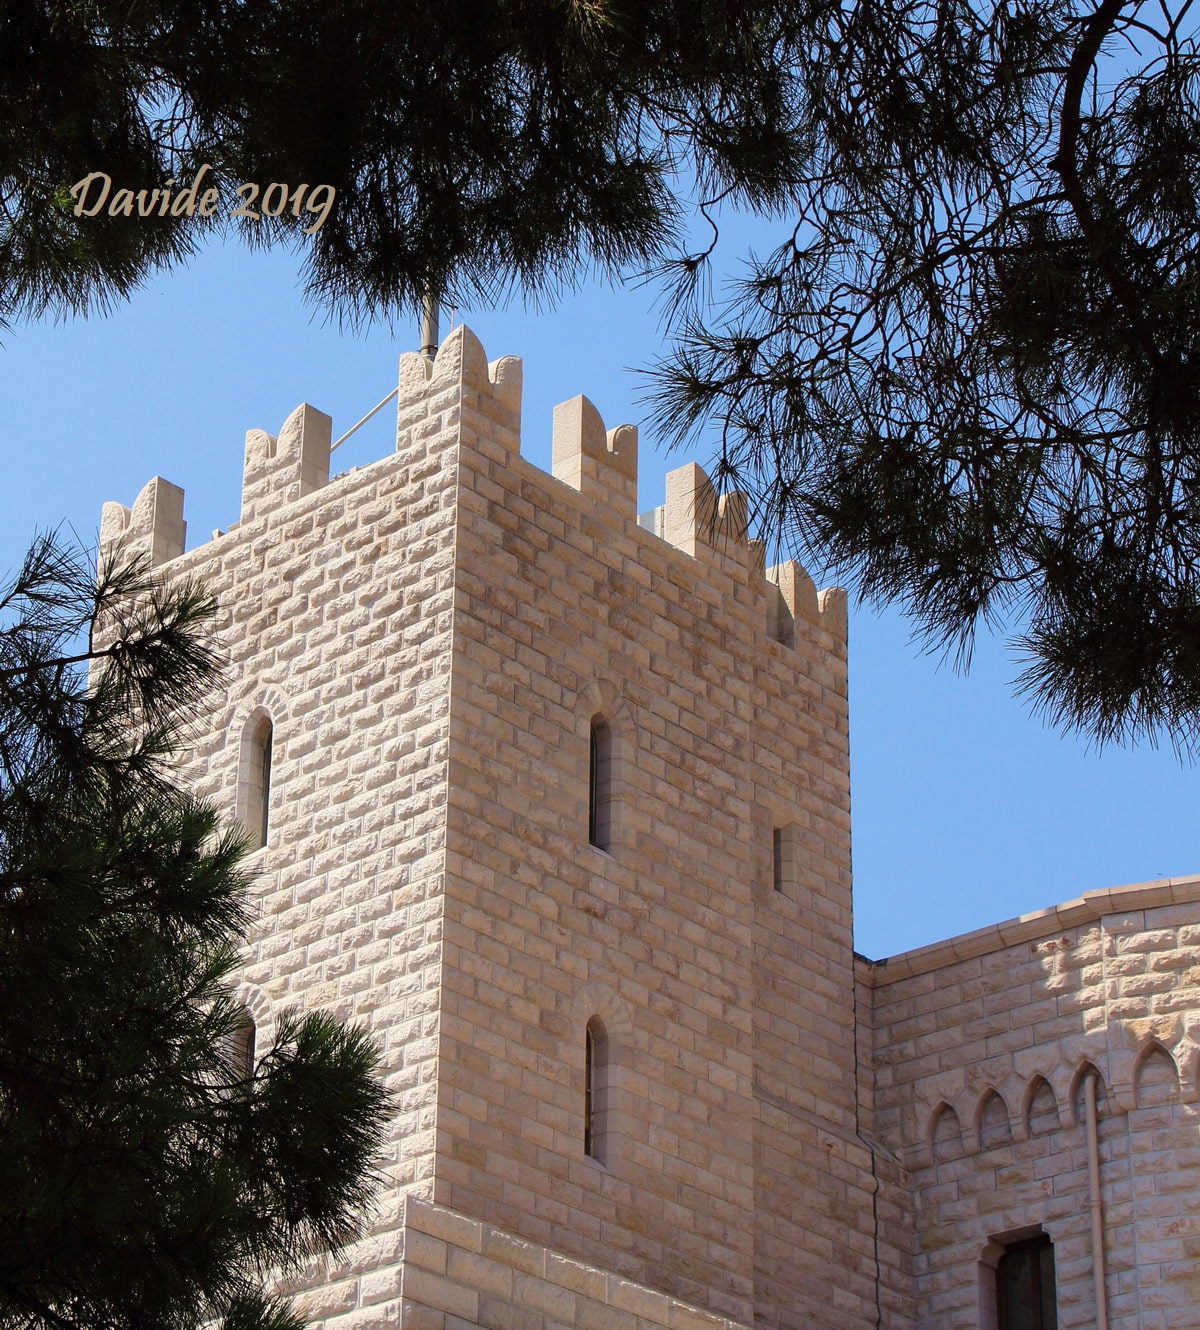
99,324,845,650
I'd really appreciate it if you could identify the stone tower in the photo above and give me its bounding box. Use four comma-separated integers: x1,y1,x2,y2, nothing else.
99,325,1200,1329
99,326,909,1330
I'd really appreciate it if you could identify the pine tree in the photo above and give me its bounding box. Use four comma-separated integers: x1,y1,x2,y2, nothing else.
0,0,804,325
649,0,1200,753
11,0,1200,748
0,536,391,1330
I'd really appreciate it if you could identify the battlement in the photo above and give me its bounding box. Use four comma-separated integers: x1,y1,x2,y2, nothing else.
99,325,846,649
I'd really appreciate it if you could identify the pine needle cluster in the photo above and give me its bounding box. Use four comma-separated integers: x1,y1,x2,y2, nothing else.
0,0,806,325
649,0,1200,753
0,537,391,1330
10,1,1200,748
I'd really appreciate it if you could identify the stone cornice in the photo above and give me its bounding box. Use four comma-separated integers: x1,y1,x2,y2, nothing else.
860,873,1200,984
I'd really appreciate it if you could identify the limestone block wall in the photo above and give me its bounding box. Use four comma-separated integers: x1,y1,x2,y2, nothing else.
99,354,470,1216
395,1196,756,1330
428,326,887,1325
99,323,911,1330
862,878,1200,1329
743,573,915,1327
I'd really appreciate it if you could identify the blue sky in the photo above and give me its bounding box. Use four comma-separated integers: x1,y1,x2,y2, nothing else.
2,235,1196,960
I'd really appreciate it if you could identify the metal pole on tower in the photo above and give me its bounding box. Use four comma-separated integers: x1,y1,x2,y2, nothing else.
420,291,439,358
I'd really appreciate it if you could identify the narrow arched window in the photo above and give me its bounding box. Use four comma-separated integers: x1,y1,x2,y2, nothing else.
244,714,273,849
224,1010,256,1082
589,717,611,850
584,1016,609,1163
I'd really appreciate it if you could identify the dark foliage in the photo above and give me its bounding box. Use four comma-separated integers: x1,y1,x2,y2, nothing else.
0,537,391,1330
651,0,1200,753
9,1,1200,749
0,0,806,323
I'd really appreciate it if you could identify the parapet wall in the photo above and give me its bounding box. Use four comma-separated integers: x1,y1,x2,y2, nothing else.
98,324,846,655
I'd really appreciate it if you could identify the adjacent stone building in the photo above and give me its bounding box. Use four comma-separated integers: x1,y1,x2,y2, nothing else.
100,328,1200,1329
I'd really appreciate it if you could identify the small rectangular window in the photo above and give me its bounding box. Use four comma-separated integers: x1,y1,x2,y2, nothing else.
772,822,797,894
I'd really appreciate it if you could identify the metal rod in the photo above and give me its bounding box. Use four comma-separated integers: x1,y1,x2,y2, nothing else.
1085,1071,1110,1330
330,386,399,453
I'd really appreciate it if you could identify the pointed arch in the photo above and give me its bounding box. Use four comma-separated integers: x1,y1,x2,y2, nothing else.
1024,1075,1060,1138
977,1088,1013,1151
931,1101,964,1163
1133,1041,1180,1108
1070,1061,1108,1126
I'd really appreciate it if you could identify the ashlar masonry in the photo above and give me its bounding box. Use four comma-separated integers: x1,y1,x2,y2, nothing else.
100,326,1200,1330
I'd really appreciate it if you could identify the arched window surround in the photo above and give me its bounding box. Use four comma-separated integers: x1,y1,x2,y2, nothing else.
225,1008,257,1081
572,982,635,1175
220,983,272,1093
1132,1040,1181,1108
577,681,633,857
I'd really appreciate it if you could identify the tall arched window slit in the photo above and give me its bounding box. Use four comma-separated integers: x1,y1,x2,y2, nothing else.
585,1016,609,1163
241,713,274,850
224,1010,256,1082
589,717,612,850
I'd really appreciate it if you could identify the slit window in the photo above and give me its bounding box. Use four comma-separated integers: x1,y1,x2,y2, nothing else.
589,718,611,851
223,1011,256,1083
996,1234,1057,1330
772,822,796,894
245,715,273,849
584,1016,609,1163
